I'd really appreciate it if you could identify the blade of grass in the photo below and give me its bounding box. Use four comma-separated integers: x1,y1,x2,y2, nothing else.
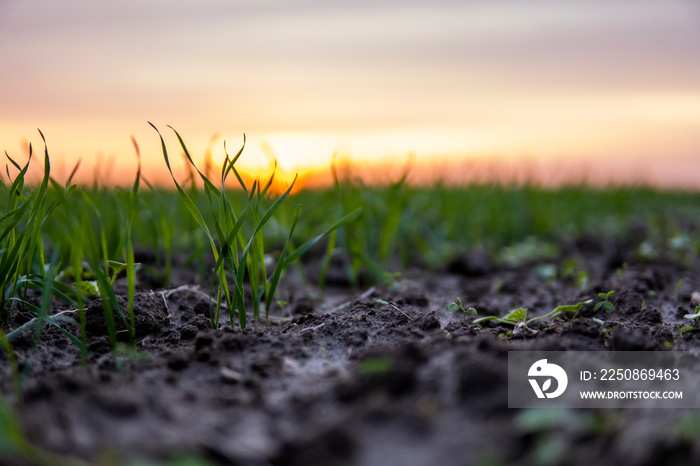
0,328,21,402
282,207,364,268
150,122,216,248
124,136,142,347
264,204,302,323
232,176,297,328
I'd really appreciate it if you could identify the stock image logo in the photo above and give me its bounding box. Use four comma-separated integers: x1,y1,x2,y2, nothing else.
528,359,568,399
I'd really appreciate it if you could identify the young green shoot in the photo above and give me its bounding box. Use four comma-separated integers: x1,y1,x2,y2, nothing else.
447,297,476,322
0,328,22,402
591,317,613,333
683,305,700,322
474,308,528,326
276,300,289,317
473,299,593,327
121,136,142,347
72,260,140,297
677,323,693,339
594,290,615,313
527,299,593,323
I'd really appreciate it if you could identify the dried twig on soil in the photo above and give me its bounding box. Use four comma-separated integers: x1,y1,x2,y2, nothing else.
332,317,353,336
153,290,173,325
301,322,326,333
389,302,414,321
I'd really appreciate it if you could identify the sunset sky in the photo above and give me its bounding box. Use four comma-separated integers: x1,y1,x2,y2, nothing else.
1,0,699,187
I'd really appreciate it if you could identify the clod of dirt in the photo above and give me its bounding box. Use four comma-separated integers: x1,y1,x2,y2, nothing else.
564,318,602,339
444,321,481,338
84,293,170,340
635,308,663,325
194,333,215,351
414,312,441,331
193,299,211,315
612,288,646,317
343,328,368,347
187,314,214,330
178,325,198,340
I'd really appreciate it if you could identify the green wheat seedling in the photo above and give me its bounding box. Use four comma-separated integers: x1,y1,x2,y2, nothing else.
211,142,362,325
136,185,189,288
676,279,684,301
152,123,241,327
69,140,144,348
0,327,22,402
122,137,142,347
1,134,86,351
152,192,176,287
152,123,363,328
8,249,85,355
317,228,337,292
154,123,293,329
245,161,287,321
220,161,298,328
49,184,127,357
55,228,89,365
288,177,700,290
323,162,395,286
1,141,46,318
74,197,127,353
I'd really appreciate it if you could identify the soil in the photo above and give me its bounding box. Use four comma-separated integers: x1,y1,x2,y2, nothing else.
3,235,700,466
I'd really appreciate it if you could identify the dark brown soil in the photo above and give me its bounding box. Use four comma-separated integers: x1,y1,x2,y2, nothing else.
3,236,700,466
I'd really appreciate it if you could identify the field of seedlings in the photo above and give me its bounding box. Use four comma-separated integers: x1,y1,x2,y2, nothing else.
3,130,700,465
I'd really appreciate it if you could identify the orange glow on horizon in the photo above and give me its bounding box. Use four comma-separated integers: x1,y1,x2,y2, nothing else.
6,140,700,193
2,2,699,190
3,85,699,192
